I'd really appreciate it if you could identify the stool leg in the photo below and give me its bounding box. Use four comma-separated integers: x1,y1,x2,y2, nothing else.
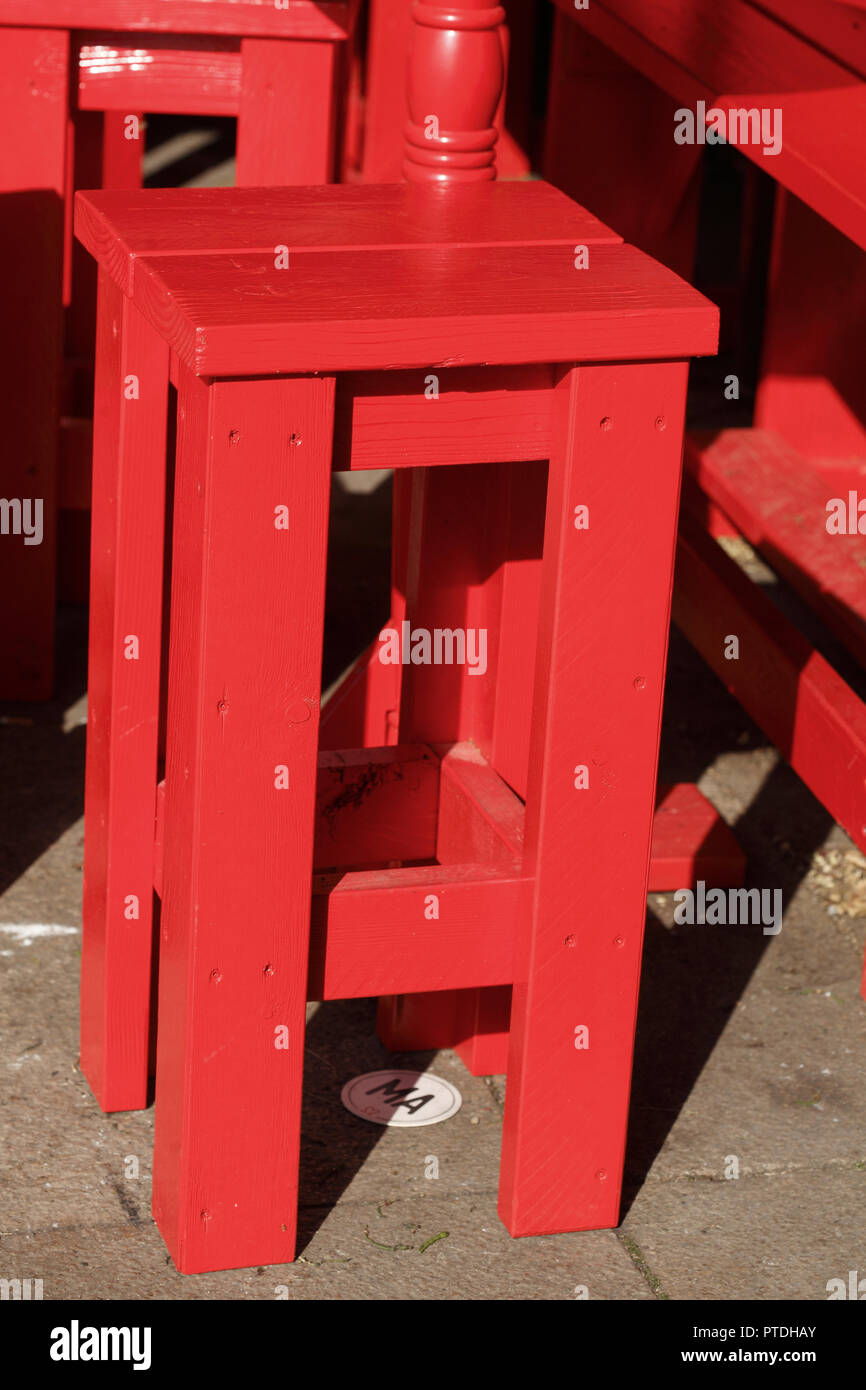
0,27,68,699
238,38,338,184
80,271,169,1111
499,360,689,1235
152,371,334,1274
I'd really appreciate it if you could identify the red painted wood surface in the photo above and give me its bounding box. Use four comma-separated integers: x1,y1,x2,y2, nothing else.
544,15,702,279
360,0,529,181
369,0,718,1051
374,459,515,1053
377,772,746,1076
361,0,415,180
756,191,866,461
403,0,505,183
101,111,146,192
73,175,643,1116
332,366,556,469
0,27,67,699
76,34,242,115
155,743,440,891
545,0,866,999
75,182,615,294
237,37,338,184
561,0,866,251
0,1,355,42
1,5,355,680
499,361,691,1235
319,634,401,749
153,370,334,1273
686,430,866,670
60,108,143,605
309,866,527,999
80,270,169,1111
741,0,866,77
674,505,866,868
77,179,718,1268
314,744,440,868
649,782,746,890
435,741,521,1076
86,238,717,376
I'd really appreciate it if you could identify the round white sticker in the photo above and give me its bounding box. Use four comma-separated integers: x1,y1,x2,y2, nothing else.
340,1070,463,1127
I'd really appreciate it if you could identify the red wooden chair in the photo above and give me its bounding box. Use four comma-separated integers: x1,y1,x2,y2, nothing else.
75,0,718,1272
0,0,357,700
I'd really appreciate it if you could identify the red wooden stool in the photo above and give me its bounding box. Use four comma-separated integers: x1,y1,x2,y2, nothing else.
75,168,716,1269
0,0,356,699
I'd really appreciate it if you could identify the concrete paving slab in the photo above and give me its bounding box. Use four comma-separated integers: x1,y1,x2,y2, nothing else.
620,1167,866,1301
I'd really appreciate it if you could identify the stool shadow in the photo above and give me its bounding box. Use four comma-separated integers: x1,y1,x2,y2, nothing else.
296,996,434,1251
621,624,837,1215
0,606,88,903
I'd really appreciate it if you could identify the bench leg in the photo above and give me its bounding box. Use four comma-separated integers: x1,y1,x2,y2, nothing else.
152,371,334,1274
499,360,689,1235
80,271,169,1111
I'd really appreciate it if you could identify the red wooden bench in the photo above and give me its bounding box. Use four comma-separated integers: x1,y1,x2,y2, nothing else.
0,0,357,700
543,0,866,997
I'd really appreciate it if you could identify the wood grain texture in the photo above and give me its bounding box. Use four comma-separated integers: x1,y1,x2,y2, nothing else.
499,360,691,1236
80,271,170,1111
124,240,719,376
309,866,528,999
237,38,338,183
686,428,866,669
0,1,355,42
0,26,67,698
75,182,619,296
152,372,334,1273
755,191,866,460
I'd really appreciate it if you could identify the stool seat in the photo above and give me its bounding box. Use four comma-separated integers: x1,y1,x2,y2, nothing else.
76,182,716,375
